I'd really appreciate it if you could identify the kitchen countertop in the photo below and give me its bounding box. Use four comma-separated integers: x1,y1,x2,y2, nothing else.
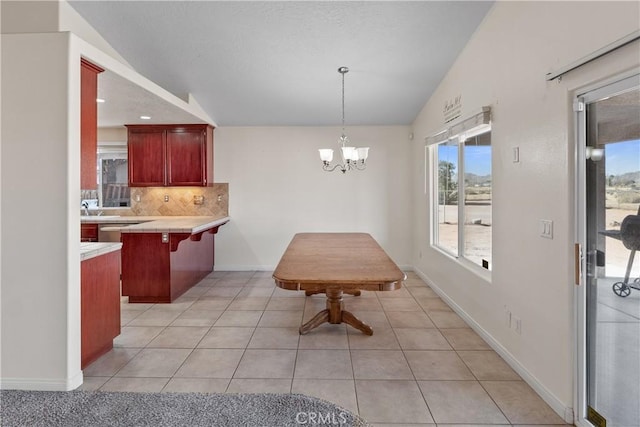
122,216,230,234
80,215,230,234
80,242,123,261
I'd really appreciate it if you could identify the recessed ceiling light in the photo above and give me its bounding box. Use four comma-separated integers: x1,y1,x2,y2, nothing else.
140,115,151,120
96,98,105,103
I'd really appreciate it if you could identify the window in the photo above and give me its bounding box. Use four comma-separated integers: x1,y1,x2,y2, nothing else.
431,116,492,271
98,144,130,207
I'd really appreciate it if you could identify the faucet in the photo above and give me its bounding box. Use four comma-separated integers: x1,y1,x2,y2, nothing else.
82,201,89,216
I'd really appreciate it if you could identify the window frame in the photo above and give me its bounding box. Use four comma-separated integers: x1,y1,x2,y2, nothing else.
428,112,492,276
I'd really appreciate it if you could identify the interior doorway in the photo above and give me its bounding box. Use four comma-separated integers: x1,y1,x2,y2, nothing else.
577,74,640,427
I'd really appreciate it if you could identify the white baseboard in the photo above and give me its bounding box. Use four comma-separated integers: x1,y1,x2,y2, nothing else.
1,371,83,391
413,267,574,424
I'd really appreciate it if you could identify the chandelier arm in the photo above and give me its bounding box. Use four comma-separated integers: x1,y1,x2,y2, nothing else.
322,163,347,173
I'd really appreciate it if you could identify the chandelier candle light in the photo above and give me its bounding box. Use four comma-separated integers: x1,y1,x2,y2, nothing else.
319,66,369,173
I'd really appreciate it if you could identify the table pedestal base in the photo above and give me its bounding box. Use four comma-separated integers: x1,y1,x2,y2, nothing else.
299,288,373,335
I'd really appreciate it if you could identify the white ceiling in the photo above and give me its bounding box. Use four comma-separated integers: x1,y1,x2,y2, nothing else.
70,1,494,127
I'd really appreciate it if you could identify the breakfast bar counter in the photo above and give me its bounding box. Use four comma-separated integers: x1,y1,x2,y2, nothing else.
121,216,229,303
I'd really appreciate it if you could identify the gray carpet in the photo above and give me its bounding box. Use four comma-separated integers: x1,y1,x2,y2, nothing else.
0,390,369,427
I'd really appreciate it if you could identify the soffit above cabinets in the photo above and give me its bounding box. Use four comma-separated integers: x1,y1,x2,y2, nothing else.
97,70,207,128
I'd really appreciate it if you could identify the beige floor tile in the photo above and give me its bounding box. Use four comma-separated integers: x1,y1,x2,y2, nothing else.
266,297,306,311
120,311,142,326
146,299,195,312
427,311,469,329
146,326,209,348
292,379,358,413
83,348,142,377
394,329,452,350
115,348,192,377
457,351,521,380
351,350,414,380
348,327,400,350
405,351,474,380
237,287,275,298
377,288,413,298
214,310,263,327
100,377,169,392
258,310,303,327
345,297,384,311
121,303,154,312
418,298,453,312
298,324,349,349
387,311,436,329
127,310,182,327
418,380,508,424
356,380,433,424
440,329,491,350
190,297,233,311
227,378,292,393
226,297,270,311
204,286,242,298
180,286,211,298
174,349,244,378
272,287,307,298
244,278,277,288
407,286,439,299
162,378,229,393
234,349,297,379
248,327,299,349
197,327,255,349
113,326,164,348
380,298,423,312
78,377,109,391
294,349,353,379
481,381,566,424
170,309,223,327
349,311,391,329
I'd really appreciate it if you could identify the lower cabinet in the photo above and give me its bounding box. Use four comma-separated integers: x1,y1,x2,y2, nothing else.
81,250,121,368
81,223,99,242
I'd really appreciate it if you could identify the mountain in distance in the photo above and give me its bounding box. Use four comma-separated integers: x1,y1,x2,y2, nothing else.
465,173,492,186
609,171,640,186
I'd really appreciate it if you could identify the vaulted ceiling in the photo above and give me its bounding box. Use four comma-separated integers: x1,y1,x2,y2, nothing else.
69,1,494,127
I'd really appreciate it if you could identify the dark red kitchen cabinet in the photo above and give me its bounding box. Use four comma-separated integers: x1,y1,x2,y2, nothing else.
126,124,213,187
80,58,103,190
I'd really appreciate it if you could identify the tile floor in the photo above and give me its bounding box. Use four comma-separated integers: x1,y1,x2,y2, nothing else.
82,271,570,426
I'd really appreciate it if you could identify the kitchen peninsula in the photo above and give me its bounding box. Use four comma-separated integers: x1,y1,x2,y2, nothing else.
120,216,229,303
80,242,122,368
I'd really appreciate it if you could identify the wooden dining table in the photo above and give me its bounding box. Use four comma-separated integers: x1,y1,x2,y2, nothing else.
273,233,406,335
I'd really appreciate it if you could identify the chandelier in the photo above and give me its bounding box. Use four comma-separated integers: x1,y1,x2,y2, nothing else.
319,66,369,173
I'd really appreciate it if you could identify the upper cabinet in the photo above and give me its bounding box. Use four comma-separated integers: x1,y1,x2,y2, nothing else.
126,124,214,187
80,59,104,190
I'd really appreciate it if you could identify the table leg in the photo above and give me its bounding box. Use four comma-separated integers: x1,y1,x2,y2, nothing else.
299,288,373,335
299,310,329,335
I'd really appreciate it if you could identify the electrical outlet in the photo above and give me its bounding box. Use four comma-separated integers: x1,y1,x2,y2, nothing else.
164,195,169,202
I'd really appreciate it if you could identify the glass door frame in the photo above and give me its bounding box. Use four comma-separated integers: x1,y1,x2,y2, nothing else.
574,71,640,427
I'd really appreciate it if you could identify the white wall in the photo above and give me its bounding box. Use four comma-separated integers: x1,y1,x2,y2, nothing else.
1,0,132,67
214,126,413,270
1,32,83,390
411,1,639,420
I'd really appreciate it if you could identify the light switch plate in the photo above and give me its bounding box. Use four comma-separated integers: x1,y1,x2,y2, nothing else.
540,219,553,239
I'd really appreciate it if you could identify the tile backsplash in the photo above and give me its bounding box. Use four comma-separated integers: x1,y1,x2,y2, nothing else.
81,183,229,217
